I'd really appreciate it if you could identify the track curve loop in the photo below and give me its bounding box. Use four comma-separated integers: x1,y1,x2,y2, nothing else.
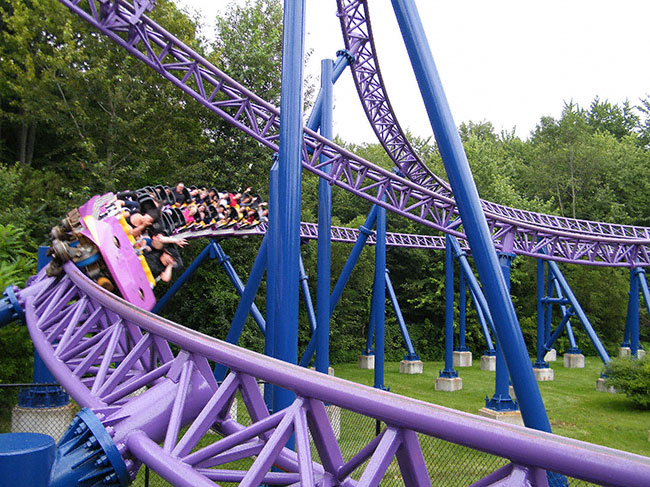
337,0,650,263
18,263,650,486
55,0,650,267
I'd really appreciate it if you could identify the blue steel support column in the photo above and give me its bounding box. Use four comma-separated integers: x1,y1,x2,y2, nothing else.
440,235,458,379
213,242,266,333
547,260,610,364
551,278,579,353
373,199,387,390
471,292,496,355
265,158,279,411
545,267,554,344
637,269,650,355
273,0,305,418
391,0,551,432
486,253,517,412
457,266,469,352
448,237,495,353
534,259,549,368
301,206,378,367
365,286,376,355
385,269,418,360
214,236,269,381
298,255,317,333
316,58,333,375
629,267,640,357
306,50,354,131
622,298,632,348
329,205,378,315
152,243,213,314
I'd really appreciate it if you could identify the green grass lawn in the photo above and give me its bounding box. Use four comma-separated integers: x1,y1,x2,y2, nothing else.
333,356,650,458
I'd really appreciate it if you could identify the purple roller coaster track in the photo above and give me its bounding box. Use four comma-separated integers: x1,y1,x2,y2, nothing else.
56,0,650,267
3,0,650,486
16,264,650,486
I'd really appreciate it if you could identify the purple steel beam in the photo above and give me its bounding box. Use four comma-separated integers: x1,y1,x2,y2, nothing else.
337,0,650,256
54,0,650,267
183,221,459,250
22,264,650,486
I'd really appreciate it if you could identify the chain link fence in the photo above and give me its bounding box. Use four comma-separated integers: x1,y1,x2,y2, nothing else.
1,384,601,486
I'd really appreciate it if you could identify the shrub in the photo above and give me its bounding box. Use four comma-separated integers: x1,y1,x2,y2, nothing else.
604,356,650,408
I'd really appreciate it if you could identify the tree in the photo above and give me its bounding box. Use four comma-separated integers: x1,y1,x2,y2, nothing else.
587,97,639,141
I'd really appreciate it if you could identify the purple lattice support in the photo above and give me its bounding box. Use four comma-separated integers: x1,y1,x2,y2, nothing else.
20,264,650,486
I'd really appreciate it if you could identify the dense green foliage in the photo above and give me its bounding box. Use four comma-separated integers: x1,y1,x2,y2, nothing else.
1,0,650,389
605,356,650,409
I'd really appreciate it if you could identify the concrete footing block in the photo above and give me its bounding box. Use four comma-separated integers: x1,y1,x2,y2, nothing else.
508,385,516,402
533,367,554,381
595,378,618,394
619,347,646,359
480,355,496,371
310,366,335,376
453,351,472,367
435,377,462,392
358,354,374,369
544,349,557,362
477,407,524,427
564,353,585,368
399,360,423,374
11,402,77,442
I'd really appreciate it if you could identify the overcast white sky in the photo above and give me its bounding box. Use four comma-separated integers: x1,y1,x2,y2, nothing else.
175,1,650,143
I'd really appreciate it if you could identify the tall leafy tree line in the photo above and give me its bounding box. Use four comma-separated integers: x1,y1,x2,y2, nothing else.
1,0,649,393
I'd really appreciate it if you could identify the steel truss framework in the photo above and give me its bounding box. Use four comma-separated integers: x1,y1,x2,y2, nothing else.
179,221,453,250
19,265,650,487
56,0,650,267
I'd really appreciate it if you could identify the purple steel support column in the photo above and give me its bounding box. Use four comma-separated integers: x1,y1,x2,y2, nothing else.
316,58,333,375
391,0,551,432
272,0,306,419
33,247,58,385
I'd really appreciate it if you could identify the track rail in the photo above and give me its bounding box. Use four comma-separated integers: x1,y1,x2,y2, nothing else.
178,221,453,250
20,264,650,486
54,0,650,267
337,0,650,246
